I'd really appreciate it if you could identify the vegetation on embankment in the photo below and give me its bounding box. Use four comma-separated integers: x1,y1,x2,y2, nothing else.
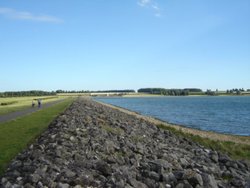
156,124,250,161
0,98,74,175
0,96,67,115
96,100,250,162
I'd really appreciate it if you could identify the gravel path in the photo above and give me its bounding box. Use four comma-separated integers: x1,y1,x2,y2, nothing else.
1,98,250,188
0,99,65,124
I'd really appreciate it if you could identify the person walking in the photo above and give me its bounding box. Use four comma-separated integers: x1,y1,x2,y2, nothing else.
32,100,35,107
38,99,41,108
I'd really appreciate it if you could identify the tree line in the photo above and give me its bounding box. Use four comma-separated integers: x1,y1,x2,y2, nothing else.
137,88,202,96
0,91,56,98
55,90,135,93
1,88,249,97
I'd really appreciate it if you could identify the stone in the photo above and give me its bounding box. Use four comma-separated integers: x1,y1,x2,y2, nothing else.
16,177,22,181
165,184,171,188
179,158,189,167
95,161,112,176
210,152,219,163
1,177,8,184
175,183,184,188
57,183,70,188
149,159,172,172
30,173,41,183
148,171,160,181
230,178,245,187
129,178,148,188
64,169,76,178
219,154,230,163
174,171,184,180
73,185,82,188
202,174,218,188
162,172,177,184
13,184,22,188
4,181,13,188
188,173,203,187
37,181,43,188
70,136,75,142
115,180,125,188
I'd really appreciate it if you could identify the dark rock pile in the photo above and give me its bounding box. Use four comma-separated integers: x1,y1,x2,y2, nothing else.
1,98,250,188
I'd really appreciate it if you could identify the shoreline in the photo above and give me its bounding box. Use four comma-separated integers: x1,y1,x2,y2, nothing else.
122,94,250,97
94,99,250,145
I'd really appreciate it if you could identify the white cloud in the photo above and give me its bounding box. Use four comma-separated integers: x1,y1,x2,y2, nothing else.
0,7,63,23
138,0,151,7
137,0,162,17
152,4,160,11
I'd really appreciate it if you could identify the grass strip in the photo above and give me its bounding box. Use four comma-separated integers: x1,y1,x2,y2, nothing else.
0,98,74,175
0,96,67,115
157,124,250,161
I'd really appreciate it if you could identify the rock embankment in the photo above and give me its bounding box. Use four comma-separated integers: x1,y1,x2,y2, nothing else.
1,98,250,188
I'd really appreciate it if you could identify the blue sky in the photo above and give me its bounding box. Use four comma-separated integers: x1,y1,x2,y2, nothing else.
0,0,249,91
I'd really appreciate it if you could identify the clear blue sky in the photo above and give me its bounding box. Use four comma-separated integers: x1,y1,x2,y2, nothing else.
0,0,249,91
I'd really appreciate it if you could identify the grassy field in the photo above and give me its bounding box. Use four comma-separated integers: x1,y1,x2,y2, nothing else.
0,96,67,115
0,97,74,175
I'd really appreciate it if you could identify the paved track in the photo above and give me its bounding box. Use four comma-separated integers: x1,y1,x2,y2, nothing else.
0,99,65,123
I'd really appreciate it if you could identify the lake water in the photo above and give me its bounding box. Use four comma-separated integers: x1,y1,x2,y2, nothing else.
95,96,250,136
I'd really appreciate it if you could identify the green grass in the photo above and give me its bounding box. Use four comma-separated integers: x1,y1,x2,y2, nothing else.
0,101,18,106
101,124,124,135
0,95,67,115
157,124,250,161
0,98,74,175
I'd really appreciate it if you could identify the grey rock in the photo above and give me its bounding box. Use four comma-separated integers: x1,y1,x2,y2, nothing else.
230,178,245,188
210,152,219,163
129,178,148,188
174,171,184,180
1,177,8,184
64,169,76,178
115,180,125,188
162,172,177,184
73,185,82,188
188,173,203,187
95,160,112,176
202,174,218,188
219,154,230,163
148,171,160,181
4,181,13,188
175,183,184,188
24,183,35,188
57,183,70,188
37,181,43,188
29,173,41,183
149,159,172,173
179,158,189,167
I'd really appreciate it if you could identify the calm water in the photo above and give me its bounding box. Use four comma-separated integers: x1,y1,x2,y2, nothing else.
95,96,250,136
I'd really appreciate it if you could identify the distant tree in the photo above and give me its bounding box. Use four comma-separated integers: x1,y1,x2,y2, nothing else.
205,89,216,96
183,88,202,92
138,88,189,96
0,90,56,97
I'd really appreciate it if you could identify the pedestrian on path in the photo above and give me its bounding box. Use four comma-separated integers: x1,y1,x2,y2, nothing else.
38,99,42,108
32,100,35,107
